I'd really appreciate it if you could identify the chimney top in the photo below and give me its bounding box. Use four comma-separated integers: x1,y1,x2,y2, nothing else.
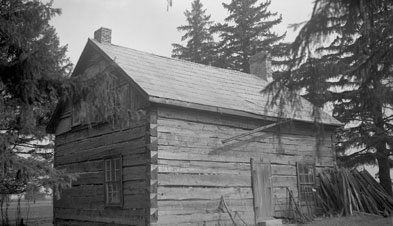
249,52,272,81
94,27,112,44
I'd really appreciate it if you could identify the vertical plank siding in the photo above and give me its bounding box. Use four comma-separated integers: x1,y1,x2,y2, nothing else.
54,114,149,225
155,106,335,225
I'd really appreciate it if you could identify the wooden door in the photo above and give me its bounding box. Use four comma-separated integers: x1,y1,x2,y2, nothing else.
251,158,272,223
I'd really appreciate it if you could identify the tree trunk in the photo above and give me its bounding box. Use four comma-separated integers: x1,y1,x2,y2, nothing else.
377,153,392,196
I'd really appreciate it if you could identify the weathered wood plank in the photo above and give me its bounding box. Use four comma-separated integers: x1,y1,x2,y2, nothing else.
252,160,273,221
56,118,147,146
158,159,250,171
157,187,253,200
123,194,148,208
123,165,146,181
158,173,251,187
158,165,250,176
55,207,146,225
56,125,146,154
271,164,297,176
123,180,147,195
272,175,298,187
56,139,146,166
158,132,331,155
158,121,332,150
156,212,254,225
157,147,326,165
157,106,336,136
59,184,104,198
57,160,103,173
55,195,104,209
158,199,253,211
72,172,103,186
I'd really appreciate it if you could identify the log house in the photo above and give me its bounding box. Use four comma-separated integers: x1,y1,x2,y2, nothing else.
47,27,342,225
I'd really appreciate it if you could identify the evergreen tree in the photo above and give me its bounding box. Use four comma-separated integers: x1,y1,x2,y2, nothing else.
0,1,75,222
171,0,214,65
267,0,393,195
213,0,284,73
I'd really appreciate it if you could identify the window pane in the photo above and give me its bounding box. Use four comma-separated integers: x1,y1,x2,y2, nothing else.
106,159,111,171
111,161,116,182
108,192,112,203
105,160,111,181
298,163,315,201
112,191,119,203
115,169,121,181
106,170,110,182
115,158,121,170
105,157,122,205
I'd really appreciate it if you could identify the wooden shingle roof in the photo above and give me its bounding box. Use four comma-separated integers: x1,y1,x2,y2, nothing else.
91,39,341,126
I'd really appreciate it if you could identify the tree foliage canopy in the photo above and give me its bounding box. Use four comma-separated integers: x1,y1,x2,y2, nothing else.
0,0,74,198
267,0,393,195
212,0,284,72
171,0,214,65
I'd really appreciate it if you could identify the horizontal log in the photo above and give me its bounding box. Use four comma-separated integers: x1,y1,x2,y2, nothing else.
158,132,331,155
72,172,103,186
158,165,250,176
158,159,251,171
55,207,146,225
157,211,254,225
157,187,253,200
158,173,251,187
158,120,332,150
56,119,147,146
59,184,104,198
57,125,146,155
157,147,318,165
122,152,148,167
272,175,297,187
158,160,296,177
55,194,103,209
158,199,253,211
123,180,148,195
123,194,148,208
123,165,147,181
157,106,335,136
57,160,103,173
157,106,266,130
271,165,296,176
55,138,146,166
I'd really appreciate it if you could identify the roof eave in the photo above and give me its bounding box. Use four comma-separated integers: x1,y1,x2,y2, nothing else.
149,96,343,127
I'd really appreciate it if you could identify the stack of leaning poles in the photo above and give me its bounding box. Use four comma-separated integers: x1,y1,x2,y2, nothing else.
317,168,393,217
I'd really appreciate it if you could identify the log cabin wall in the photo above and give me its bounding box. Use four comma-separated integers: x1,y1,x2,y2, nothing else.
54,119,149,225
154,105,335,225
52,62,151,225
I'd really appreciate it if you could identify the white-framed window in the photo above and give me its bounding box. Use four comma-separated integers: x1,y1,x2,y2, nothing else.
104,155,122,206
297,163,316,202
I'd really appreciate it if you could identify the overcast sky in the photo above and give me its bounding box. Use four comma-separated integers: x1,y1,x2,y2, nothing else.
49,0,314,65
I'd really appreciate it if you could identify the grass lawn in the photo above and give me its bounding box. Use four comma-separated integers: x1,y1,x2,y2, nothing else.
4,199,52,226
306,215,393,226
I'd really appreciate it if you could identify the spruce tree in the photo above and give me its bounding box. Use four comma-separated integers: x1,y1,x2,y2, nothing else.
267,0,393,195
213,0,284,73
0,1,75,222
171,0,214,65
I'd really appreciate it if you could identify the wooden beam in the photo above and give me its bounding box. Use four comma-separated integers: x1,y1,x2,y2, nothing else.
221,120,290,144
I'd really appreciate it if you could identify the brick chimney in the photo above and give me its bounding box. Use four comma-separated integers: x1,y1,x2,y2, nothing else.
249,52,272,81
94,27,112,44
